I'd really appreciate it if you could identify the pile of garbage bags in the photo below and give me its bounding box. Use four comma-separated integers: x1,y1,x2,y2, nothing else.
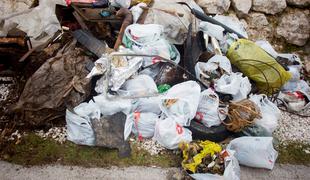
3,0,310,179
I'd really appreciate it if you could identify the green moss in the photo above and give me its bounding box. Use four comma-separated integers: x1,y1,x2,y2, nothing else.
283,44,303,54
276,141,310,165
0,133,181,167
2,134,310,167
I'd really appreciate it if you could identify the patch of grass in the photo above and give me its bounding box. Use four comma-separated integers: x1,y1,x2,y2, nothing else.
0,133,181,167
2,134,310,167
276,141,310,165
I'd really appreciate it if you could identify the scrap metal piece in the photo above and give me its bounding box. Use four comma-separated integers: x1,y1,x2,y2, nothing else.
72,11,90,31
73,29,107,57
91,112,131,158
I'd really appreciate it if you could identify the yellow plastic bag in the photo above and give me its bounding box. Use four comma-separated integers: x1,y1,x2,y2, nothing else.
227,39,291,94
179,140,222,173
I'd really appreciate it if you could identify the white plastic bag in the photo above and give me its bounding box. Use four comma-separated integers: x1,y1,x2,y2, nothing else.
123,24,180,67
0,0,67,47
153,118,192,149
132,96,162,115
190,150,240,180
118,74,158,97
195,55,232,81
66,100,100,146
249,94,280,135
110,0,131,8
215,72,251,101
124,24,164,46
124,112,158,140
93,94,132,116
130,3,147,23
159,81,201,126
227,137,278,170
195,88,227,127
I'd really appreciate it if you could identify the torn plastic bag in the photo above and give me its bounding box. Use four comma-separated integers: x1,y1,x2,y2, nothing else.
277,53,302,69
0,0,67,48
92,112,131,158
255,41,303,71
199,22,225,41
13,41,92,125
195,55,232,86
110,54,143,91
277,91,310,112
132,96,162,115
195,88,227,128
227,39,291,94
123,24,180,67
124,112,158,140
66,100,100,146
282,80,310,93
94,76,107,94
227,137,278,170
143,0,203,44
190,150,240,180
153,117,192,149
93,94,132,116
86,56,108,78
118,74,158,97
249,94,279,135
215,72,251,101
159,81,201,126
213,15,248,39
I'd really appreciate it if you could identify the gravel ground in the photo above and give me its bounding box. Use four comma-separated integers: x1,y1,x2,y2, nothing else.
130,138,166,155
35,127,67,144
274,110,310,144
0,77,13,102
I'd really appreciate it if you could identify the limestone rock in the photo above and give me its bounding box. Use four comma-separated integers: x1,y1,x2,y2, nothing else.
247,13,269,28
287,0,310,8
0,0,33,16
252,0,286,14
231,0,252,17
246,13,273,41
276,10,310,46
196,0,231,14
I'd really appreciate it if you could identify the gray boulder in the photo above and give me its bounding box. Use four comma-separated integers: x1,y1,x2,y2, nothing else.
231,0,252,17
287,0,310,8
252,0,286,14
276,10,310,46
246,12,273,41
196,0,231,14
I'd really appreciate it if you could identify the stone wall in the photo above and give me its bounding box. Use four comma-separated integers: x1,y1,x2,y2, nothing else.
195,0,310,70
